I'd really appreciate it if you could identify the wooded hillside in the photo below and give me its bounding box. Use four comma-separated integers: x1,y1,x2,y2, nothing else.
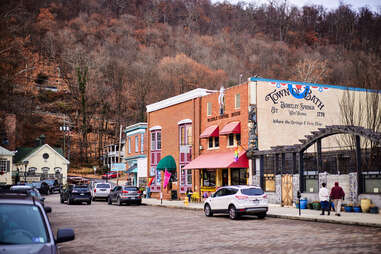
1,0,380,166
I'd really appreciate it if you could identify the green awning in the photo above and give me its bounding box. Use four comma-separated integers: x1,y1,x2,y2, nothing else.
157,155,176,171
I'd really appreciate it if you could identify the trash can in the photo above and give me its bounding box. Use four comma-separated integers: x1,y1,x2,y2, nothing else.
300,199,307,209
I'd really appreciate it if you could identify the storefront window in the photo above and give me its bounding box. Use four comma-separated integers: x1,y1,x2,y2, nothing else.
187,170,192,185
228,134,234,146
203,170,216,187
304,175,318,193
363,173,381,193
231,168,247,185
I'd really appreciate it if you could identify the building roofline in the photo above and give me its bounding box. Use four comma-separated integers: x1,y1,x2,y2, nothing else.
124,122,147,133
146,88,217,113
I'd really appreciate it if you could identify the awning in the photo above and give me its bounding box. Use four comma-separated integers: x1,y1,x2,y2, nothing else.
126,164,137,174
200,125,219,138
157,155,176,171
220,121,240,135
183,151,248,169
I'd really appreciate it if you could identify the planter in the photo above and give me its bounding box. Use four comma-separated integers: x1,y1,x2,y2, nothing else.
360,199,371,213
369,207,379,214
344,206,353,212
353,206,362,213
312,202,321,210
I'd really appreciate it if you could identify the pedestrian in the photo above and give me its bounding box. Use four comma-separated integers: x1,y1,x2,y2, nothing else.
330,182,345,216
319,182,330,215
186,188,192,202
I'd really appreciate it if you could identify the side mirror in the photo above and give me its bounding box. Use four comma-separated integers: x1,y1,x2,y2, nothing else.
41,197,46,202
44,206,52,213
56,228,75,243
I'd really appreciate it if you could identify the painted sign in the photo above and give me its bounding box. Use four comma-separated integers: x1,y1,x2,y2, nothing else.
111,163,126,171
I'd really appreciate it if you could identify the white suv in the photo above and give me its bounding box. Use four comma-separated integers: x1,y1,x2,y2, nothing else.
92,182,112,200
204,185,268,219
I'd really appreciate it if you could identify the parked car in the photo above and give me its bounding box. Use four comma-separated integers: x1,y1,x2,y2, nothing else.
203,185,268,220
92,182,112,201
9,185,45,206
25,181,49,195
107,186,142,206
0,191,75,253
60,184,92,205
42,179,61,194
102,171,118,179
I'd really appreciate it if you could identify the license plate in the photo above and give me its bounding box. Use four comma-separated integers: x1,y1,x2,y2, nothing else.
253,200,259,204
80,193,84,195
100,189,106,191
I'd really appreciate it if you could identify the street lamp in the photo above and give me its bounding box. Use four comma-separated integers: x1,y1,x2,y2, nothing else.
23,160,29,183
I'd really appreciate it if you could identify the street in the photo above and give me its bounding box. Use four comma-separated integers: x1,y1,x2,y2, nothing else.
46,194,381,254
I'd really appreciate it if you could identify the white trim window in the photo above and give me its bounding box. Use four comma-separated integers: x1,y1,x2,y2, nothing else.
235,93,240,109
208,137,219,149
141,134,144,153
135,136,139,152
0,159,10,172
227,133,241,147
207,102,212,116
128,137,131,154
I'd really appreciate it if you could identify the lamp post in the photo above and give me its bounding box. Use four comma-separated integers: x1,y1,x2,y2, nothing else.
23,160,29,183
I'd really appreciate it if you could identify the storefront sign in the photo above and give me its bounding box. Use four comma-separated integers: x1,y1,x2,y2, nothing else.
26,177,40,182
207,111,240,122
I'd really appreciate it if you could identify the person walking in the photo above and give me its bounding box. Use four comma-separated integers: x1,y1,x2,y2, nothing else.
319,183,330,215
330,182,345,216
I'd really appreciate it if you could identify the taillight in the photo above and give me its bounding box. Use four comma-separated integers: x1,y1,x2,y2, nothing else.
137,190,141,194
94,189,96,193
263,194,267,199
235,195,248,200
122,190,129,194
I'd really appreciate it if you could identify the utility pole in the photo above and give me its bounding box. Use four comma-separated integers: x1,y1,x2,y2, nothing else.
117,124,122,186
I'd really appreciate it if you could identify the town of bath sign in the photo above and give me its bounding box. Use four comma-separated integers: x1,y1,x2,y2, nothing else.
255,79,343,150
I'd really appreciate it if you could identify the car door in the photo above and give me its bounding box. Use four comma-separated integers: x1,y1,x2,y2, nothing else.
210,188,226,211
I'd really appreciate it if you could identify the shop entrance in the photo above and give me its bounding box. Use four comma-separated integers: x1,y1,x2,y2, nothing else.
222,169,228,186
281,174,293,206
231,168,247,185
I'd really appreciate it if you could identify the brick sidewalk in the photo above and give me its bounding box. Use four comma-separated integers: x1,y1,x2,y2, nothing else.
142,198,381,228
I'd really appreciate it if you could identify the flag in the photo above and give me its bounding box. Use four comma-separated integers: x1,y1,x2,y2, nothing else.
234,147,239,162
147,177,154,187
163,169,171,189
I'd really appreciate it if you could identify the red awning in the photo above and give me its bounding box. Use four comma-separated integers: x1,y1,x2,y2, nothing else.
183,151,248,169
200,125,219,138
220,121,241,135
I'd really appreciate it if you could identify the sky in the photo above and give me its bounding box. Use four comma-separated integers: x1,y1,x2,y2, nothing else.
212,0,381,12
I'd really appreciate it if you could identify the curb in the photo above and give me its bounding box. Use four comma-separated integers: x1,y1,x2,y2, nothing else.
143,202,381,228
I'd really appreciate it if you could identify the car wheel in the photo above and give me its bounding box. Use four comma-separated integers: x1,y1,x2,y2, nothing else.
68,198,73,205
229,205,238,220
137,200,142,205
60,196,64,204
107,197,112,205
204,204,213,217
87,200,91,205
257,212,266,219
117,197,122,206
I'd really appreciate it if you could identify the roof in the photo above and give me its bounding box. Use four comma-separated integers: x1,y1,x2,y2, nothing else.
0,145,15,156
13,144,67,164
146,88,216,113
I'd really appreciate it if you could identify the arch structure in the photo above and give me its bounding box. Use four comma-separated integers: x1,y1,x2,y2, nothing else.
249,125,381,194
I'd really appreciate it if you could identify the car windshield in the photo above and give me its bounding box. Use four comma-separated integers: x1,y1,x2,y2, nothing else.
73,186,89,192
96,184,110,188
123,187,138,191
240,188,264,196
0,204,49,245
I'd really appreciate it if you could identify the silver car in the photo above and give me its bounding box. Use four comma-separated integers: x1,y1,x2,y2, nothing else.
107,186,142,206
92,183,112,201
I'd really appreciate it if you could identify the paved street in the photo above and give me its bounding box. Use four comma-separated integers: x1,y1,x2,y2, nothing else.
46,194,381,254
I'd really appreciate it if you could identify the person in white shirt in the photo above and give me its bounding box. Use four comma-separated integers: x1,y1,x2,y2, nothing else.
319,182,330,215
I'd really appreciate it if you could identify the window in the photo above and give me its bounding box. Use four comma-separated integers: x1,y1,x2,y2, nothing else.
228,134,234,146
231,168,247,185
203,170,216,187
187,126,192,145
157,132,161,149
151,132,156,150
362,173,381,194
128,137,131,153
180,168,192,186
180,126,186,145
0,159,10,172
208,137,219,149
28,167,37,176
304,175,318,193
236,134,241,145
235,94,240,109
135,136,138,152
179,124,192,146
207,102,212,116
141,134,144,153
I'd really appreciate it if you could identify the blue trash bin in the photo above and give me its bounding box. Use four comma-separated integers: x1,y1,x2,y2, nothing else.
300,199,307,209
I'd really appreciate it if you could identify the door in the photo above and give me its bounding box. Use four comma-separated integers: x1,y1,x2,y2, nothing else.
222,169,228,186
281,174,293,206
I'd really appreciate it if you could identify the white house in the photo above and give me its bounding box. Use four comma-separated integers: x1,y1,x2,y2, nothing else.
0,146,15,185
13,143,70,184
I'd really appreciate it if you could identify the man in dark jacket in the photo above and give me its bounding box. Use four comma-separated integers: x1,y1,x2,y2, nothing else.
330,182,345,216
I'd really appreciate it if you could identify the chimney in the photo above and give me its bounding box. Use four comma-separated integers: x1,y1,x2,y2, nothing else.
39,134,46,145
